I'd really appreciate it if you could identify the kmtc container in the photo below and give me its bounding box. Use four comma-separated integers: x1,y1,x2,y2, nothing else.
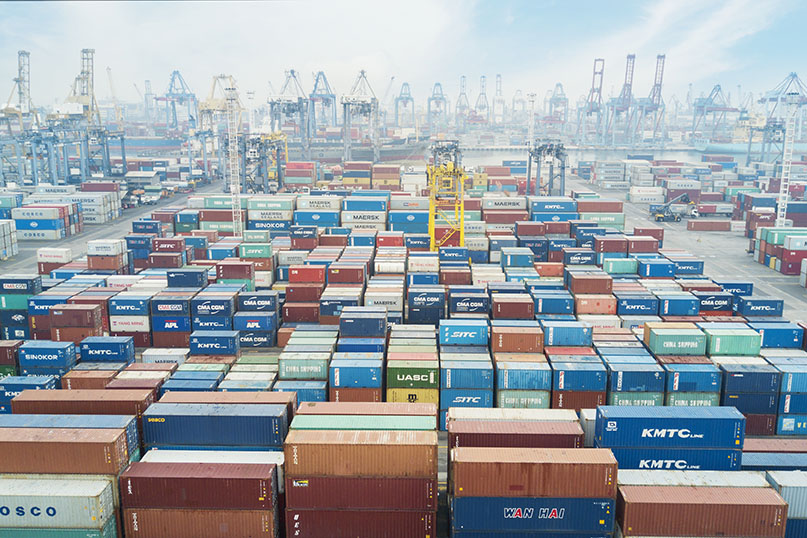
663,363,722,392
705,328,763,356
616,485,787,537
595,406,745,448
188,331,240,355
143,403,288,447
119,462,277,509
451,497,615,533
284,430,438,477
79,336,135,363
647,328,707,356
609,447,742,471
0,477,114,529
736,296,785,317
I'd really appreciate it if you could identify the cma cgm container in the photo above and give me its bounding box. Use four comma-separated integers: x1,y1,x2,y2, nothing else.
595,406,745,448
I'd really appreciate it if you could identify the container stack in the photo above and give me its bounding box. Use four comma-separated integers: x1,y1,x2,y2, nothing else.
285,162,318,188
767,470,807,537
371,164,401,190
234,290,279,349
342,161,372,189
275,325,333,403
386,324,440,406
493,320,550,409
450,448,617,537
18,340,77,380
0,274,41,340
109,290,154,348
0,219,17,260
12,203,81,240
439,319,493,429
596,406,745,470
49,304,103,344
284,403,438,537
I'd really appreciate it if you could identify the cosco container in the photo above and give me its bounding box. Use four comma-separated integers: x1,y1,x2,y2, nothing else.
609,447,742,470
0,477,114,529
595,406,745,448
143,402,287,447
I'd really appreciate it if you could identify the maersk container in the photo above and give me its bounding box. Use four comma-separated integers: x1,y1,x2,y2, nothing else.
742,452,807,471
767,470,807,519
607,363,665,393
705,328,762,356
595,406,745,448
780,365,807,393
329,359,383,388
749,322,804,349
663,363,721,392
143,402,287,447
607,392,664,406
607,447,742,471
657,293,700,316
0,477,114,529
441,361,493,389
273,380,327,402
720,364,781,393
439,388,493,409
723,391,779,414
451,497,614,533
616,294,659,315
714,280,754,297
79,336,135,363
496,362,552,390
18,341,76,369
439,320,489,346
189,331,240,356
552,362,607,392
647,328,707,356
541,321,593,347
0,414,139,461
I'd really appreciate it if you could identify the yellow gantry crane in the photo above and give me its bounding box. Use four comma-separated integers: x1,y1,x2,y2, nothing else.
427,140,466,251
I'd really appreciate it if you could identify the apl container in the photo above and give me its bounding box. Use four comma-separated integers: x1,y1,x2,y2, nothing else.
595,406,745,448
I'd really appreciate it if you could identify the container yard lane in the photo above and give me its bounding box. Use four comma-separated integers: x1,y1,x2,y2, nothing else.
568,174,807,318
0,180,224,273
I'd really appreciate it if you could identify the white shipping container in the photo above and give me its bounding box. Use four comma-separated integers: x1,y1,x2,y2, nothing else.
277,251,309,266
784,236,807,250
248,209,293,221
408,257,439,272
296,196,342,210
374,260,406,274
482,197,527,210
17,229,64,240
620,470,768,488
0,477,114,529
141,348,189,364
579,408,596,447
365,291,404,311
109,315,150,332
341,211,387,223
389,197,429,210
224,372,276,382
465,236,489,251
37,247,73,263
344,222,385,231
12,207,63,219
255,270,274,288
105,276,145,289
577,314,622,329
115,370,171,382
87,239,126,256
465,221,486,235
447,408,578,423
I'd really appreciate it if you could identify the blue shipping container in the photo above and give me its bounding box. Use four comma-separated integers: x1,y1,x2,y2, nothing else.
552,362,607,391
608,363,665,393
664,364,722,393
439,388,493,409
451,497,614,533
721,364,781,393
79,336,134,363
441,361,494,389
329,359,383,388
440,320,489,346
189,331,240,355
608,447,741,471
496,362,552,390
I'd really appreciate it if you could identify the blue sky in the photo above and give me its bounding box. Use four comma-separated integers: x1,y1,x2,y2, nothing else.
1,0,803,113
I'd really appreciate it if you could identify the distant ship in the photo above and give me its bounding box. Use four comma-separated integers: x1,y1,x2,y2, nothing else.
289,138,429,163
123,136,185,153
693,138,807,155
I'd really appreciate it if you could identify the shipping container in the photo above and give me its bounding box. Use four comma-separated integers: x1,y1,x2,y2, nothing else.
285,509,435,538
285,476,437,510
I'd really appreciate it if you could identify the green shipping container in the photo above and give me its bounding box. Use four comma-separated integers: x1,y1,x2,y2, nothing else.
218,278,254,291
203,196,248,209
387,360,439,389
0,365,17,379
173,222,197,233
243,230,272,243
705,329,762,356
238,243,272,258
665,392,720,407
230,364,278,373
2,518,117,537
387,345,439,355
608,392,664,406
246,197,295,211
290,414,436,431
603,258,638,274
200,221,235,232
176,363,229,373
278,357,329,380
496,390,551,409
0,294,31,310
237,353,279,365
647,328,707,356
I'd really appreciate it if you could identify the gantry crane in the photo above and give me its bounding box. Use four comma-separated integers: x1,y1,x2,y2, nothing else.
474,76,489,123
691,84,737,142
309,71,337,132
527,141,567,197
394,83,415,127
64,48,101,126
427,140,466,250
455,76,470,131
2,50,39,131
341,70,378,162
106,67,123,127
225,84,243,236
427,83,448,130
269,70,309,159
576,58,605,144
754,73,807,163
604,54,635,146
632,54,666,144
155,70,197,129
492,74,506,125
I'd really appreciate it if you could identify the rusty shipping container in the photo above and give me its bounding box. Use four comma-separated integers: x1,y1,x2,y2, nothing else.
569,273,613,294
552,390,606,411
0,427,128,475
451,447,616,498
617,485,787,537
123,508,275,537
285,509,435,538
120,462,277,509
490,326,543,353
744,438,807,453
328,387,382,402
50,303,103,327
295,402,437,417
285,476,437,510
12,389,155,417
448,420,584,449
61,369,117,389
284,430,438,478
159,391,297,420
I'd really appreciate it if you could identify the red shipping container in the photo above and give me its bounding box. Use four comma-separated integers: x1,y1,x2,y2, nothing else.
633,226,664,242
745,414,776,436
105,378,162,398
149,253,183,268
216,260,255,280
123,509,275,538
120,462,277,509
61,370,116,389
283,303,320,323
68,295,112,332
198,209,245,222
569,273,613,294
112,331,152,348
291,237,319,250
627,236,659,253
327,265,365,283
286,283,325,302
688,219,732,231
152,331,190,348
284,509,435,538
483,210,529,224
87,254,125,271
534,262,564,277
544,221,571,235
319,235,349,247
654,355,712,365
440,268,472,285
50,303,102,328
463,198,482,210
515,221,546,236
574,294,617,315
329,387,383,402
285,477,436,510
490,326,543,353
552,390,606,411
492,294,534,319
595,236,628,253
289,265,326,283
0,340,22,366
37,261,64,275
50,326,103,344
744,438,807,453
152,238,186,252
576,199,623,212
448,421,583,449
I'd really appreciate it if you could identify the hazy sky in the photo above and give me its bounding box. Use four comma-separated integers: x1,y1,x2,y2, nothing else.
1,0,803,113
